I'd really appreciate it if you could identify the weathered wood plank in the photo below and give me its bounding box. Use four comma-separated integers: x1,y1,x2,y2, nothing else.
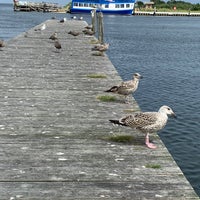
0,19,199,199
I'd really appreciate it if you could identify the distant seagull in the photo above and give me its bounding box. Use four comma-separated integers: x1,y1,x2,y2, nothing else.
105,73,143,103
0,40,5,48
82,29,95,36
109,105,176,149
49,32,58,40
60,17,67,23
24,32,28,38
71,16,77,20
84,24,92,30
40,23,46,31
68,30,80,37
54,39,62,52
79,16,83,20
34,23,46,31
92,43,109,52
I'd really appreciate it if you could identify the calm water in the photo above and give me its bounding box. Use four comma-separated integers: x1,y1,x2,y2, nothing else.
1,3,200,196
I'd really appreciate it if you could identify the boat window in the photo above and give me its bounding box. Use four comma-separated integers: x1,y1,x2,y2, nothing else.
84,3,88,7
105,4,109,8
115,4,119,8
120,4,124,8
90,3,96,7
126,4,130,8
79,3,83,6
74,2,78,6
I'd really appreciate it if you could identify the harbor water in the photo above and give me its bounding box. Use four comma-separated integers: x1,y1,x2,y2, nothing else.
0,3,200,197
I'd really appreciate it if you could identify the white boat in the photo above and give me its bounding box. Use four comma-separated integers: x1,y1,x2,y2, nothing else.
70,0,135,15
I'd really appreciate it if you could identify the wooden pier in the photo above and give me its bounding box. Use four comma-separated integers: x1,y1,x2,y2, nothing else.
13,0,61,12
0,19,199,199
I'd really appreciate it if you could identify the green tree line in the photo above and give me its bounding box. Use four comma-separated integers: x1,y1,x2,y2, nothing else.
137,0,200,11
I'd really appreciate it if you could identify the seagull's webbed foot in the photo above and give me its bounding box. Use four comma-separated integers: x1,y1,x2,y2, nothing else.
124,100,130,104
145,133,157,149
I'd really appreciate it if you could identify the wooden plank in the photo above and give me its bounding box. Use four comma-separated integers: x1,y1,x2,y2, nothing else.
0,19,199,199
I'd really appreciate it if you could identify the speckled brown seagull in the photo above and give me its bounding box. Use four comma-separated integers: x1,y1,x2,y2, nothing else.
92,43,109,52
105,73,143,103
109,105,176,149
68,31,80,37
54,39,61,52
82,29,95,36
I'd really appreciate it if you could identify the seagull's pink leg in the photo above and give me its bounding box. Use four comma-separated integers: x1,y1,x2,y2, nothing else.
145,133,157,149
124,96,130,104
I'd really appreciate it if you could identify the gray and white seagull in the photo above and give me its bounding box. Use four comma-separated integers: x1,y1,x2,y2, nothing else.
49,32,58,40
105,73,143,103
34,23,46,31
109,105,176,149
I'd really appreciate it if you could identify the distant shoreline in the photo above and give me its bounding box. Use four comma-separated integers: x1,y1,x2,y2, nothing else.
134,10,200,17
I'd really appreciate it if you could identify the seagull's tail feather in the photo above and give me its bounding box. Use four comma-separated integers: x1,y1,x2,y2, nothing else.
109,119,127,127
105,86,119,93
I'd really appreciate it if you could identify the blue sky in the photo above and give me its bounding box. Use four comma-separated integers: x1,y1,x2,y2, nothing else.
1,0,199,6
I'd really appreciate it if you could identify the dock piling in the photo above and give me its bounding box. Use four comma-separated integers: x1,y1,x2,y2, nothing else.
97,12,104,44
91,9,96,33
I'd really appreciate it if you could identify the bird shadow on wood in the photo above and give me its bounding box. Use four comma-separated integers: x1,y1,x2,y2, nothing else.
96,95,128,104
102,135,145,146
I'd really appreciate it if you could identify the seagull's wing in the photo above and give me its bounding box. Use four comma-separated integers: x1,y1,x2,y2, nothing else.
121,112,158,129
120,80,134,89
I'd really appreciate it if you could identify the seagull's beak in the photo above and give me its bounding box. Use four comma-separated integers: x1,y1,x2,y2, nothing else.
139,75,143,79
171,112,177,118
